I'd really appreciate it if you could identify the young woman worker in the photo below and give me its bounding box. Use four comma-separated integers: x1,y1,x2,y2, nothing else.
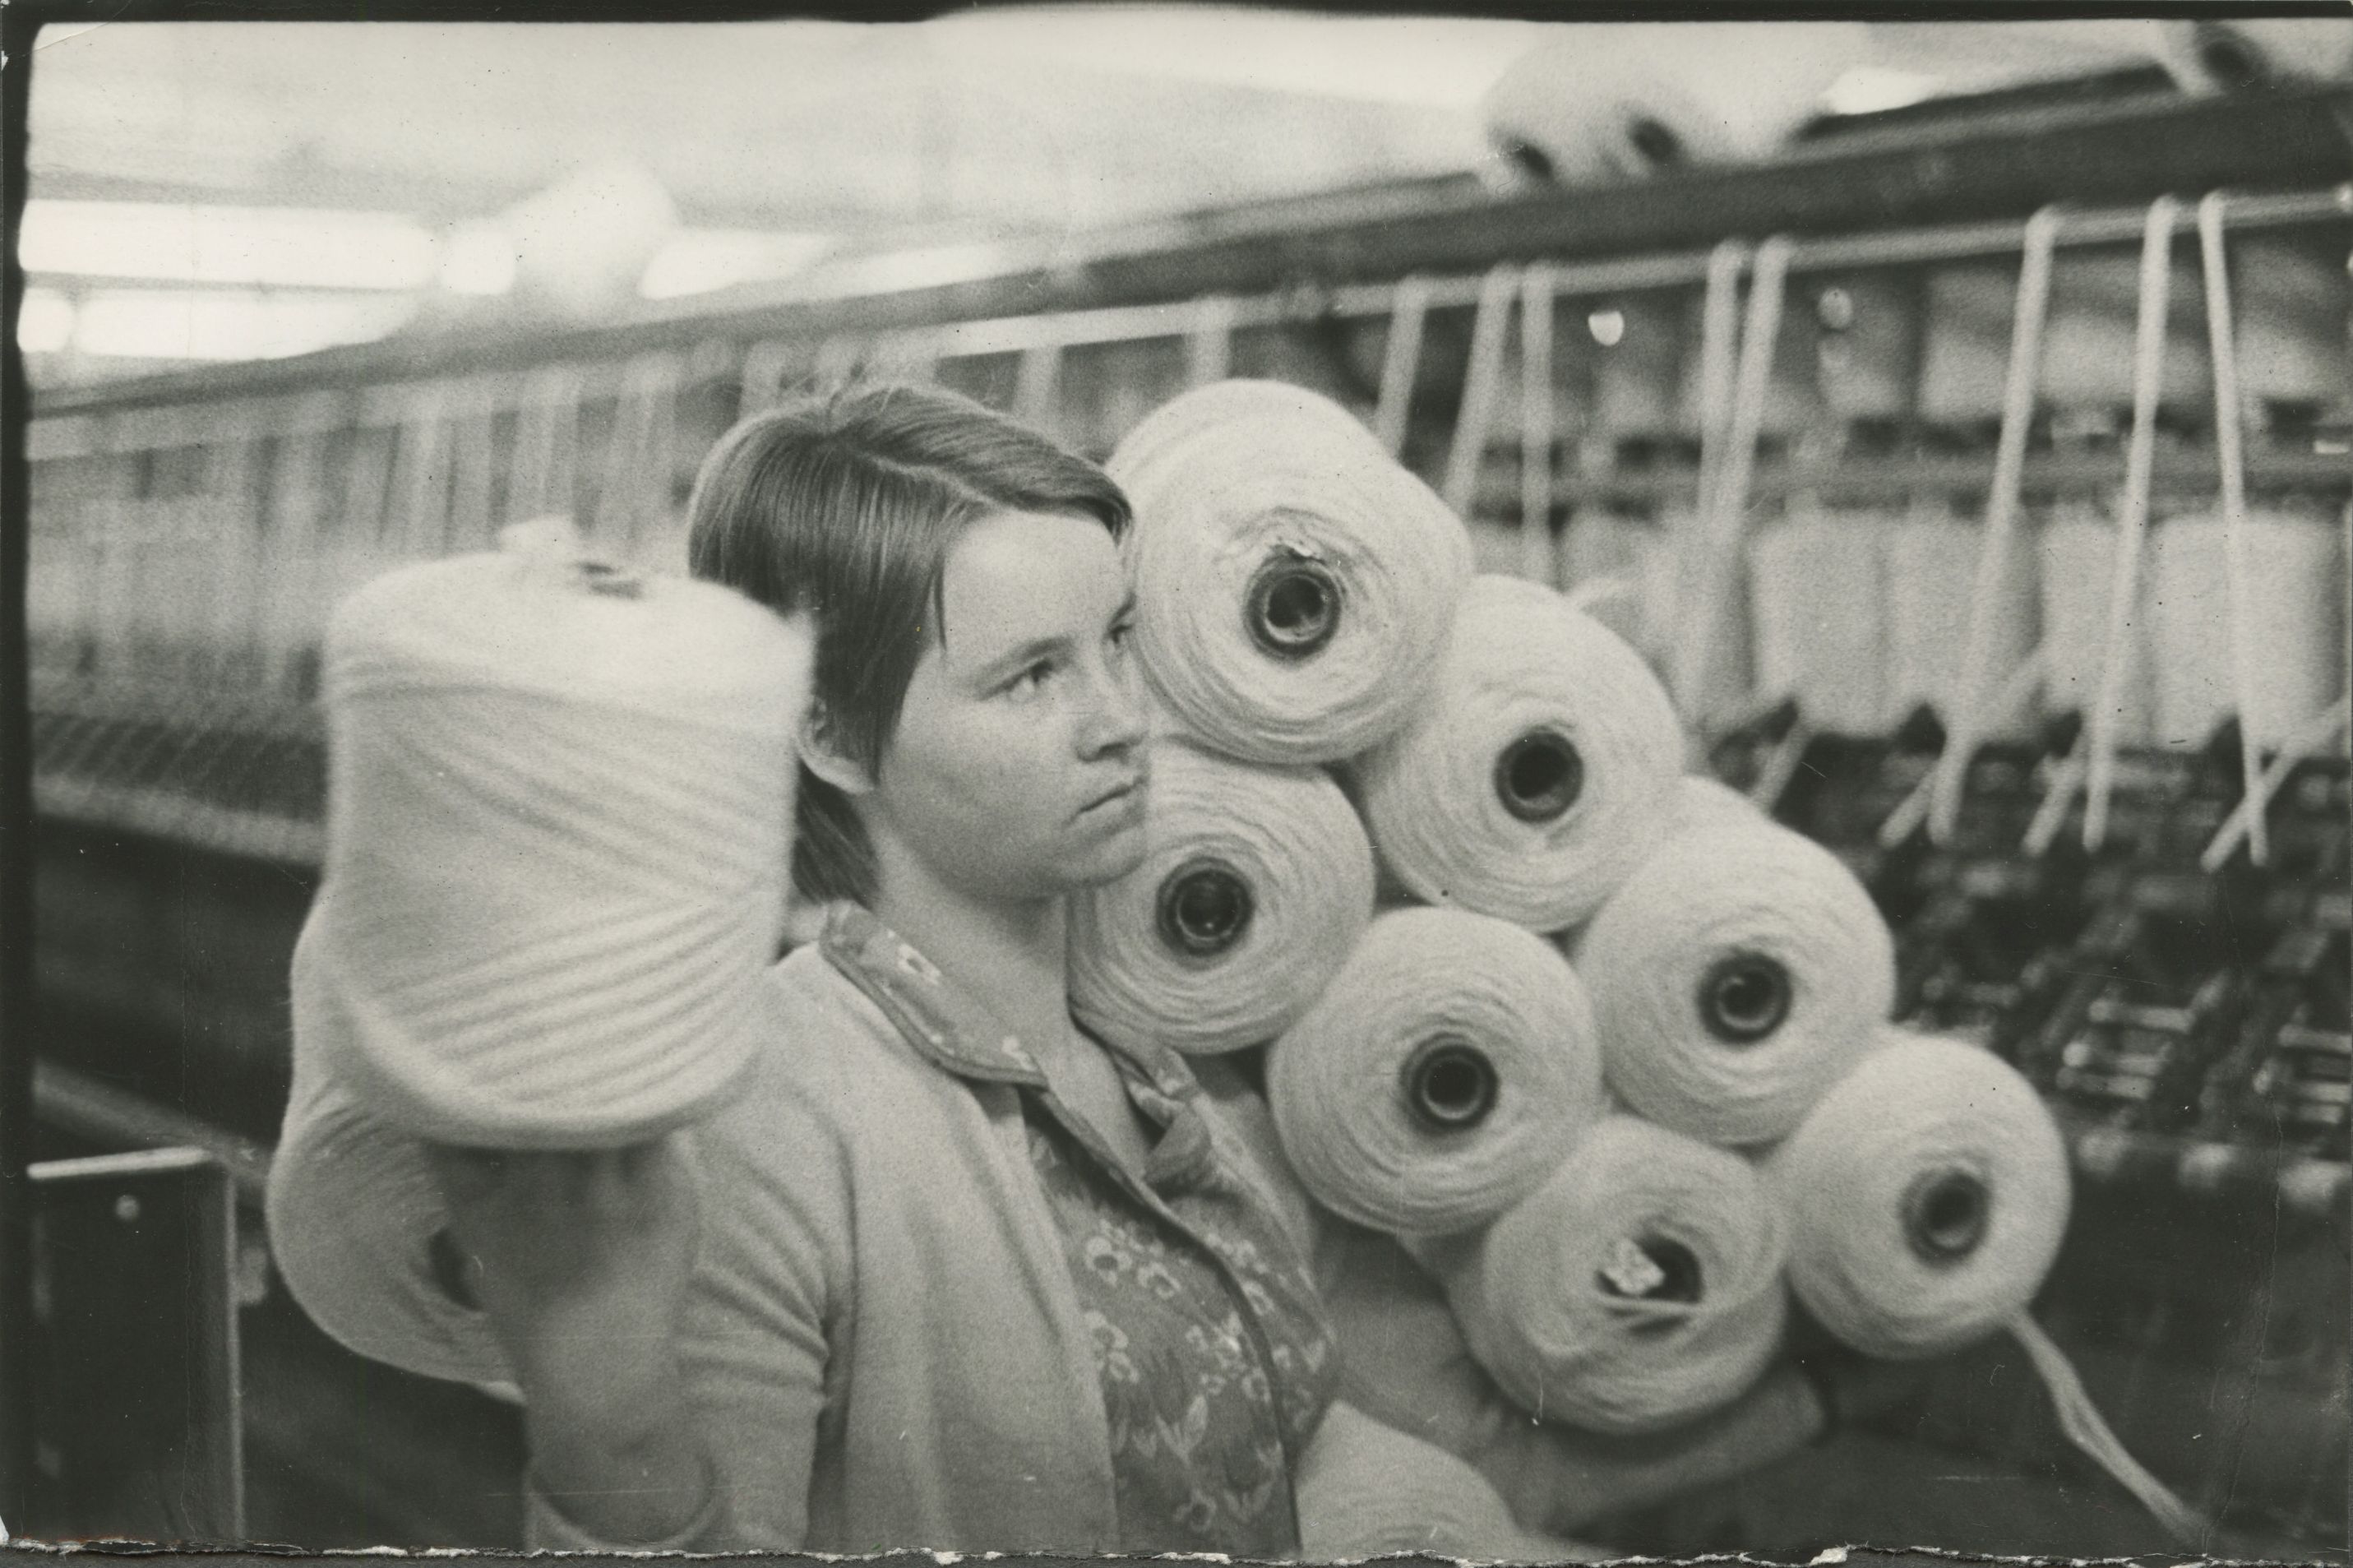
423,384,1845,1556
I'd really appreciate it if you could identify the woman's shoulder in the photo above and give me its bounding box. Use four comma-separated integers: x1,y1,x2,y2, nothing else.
740,943,932,1102
722,941,1010,1149
691,946,955,1224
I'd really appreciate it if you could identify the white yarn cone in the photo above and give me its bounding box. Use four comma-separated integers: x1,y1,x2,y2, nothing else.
1109,379,1474,765
1884,506,2041,738
1435,1114,1790,1435
1356,575,1685,932
1481,24,1869,183
2036,504,2158,744
1069,737,1375,1057
1767,1031,2070,1360
320,530,811,1147
1572,785,1893,1147
1269,906,1606,1239
1747,504,1888,735
2147,508,2346,750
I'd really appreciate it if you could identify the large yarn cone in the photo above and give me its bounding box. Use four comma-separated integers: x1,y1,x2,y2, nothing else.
1767,1030,2071,1360
318,534,812,1147
1108,379,1473,765
1356,574,1685,932
1572,779,1893,1148
1269,905,1606,1239
1070,737,1375,1056
1432,1114,1790,1435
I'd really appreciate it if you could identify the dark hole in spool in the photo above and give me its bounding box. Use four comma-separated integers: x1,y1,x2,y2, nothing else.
1499,136,1557,183
1244,552,1342,661
1401,1037,1498,1132
1156,858,1255,960
1697,952,1791,1045
2194,25,2270,90
1626,116,1686,169
1902,1169,1990,1265
1495,729,1585,824
1598,1236,1705,1307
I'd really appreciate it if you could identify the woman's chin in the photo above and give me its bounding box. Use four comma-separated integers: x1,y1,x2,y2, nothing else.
1066,818,1150,889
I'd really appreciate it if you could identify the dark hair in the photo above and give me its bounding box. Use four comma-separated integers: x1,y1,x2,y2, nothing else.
686,382,1131,909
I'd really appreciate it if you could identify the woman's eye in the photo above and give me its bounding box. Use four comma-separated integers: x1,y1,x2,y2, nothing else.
1008,660,1056,695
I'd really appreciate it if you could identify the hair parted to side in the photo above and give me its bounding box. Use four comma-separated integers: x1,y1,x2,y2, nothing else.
686,381,1133,909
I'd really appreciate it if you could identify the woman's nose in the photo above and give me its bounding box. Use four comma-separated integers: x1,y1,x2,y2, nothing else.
1079,650,1149,758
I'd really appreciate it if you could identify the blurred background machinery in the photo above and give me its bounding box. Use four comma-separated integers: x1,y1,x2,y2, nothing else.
13,12,2352,1559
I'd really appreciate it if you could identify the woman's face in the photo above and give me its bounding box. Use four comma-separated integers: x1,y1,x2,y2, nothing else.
866,508,1151,903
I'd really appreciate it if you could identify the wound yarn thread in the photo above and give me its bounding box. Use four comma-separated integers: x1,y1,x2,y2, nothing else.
1884,505,2041,739
2037,504,2160,745
1269,905,1606,1239
319,533,812,1148
1069,737,1375,1056
1763,1034,2200,1538
2147,508,2346,750
1765,1030,2069,1360
1572,779,1893,1146
1746,503,1888,736
1107,379,1473,765
1355,575,1685,932
1435,1114,1790,1435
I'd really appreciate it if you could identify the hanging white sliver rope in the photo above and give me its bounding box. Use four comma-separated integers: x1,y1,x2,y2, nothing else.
2194,190,2272,865
2083,196,2182,852
1928,206,2064,844
1444,264,1520,519
1676,235,1793,727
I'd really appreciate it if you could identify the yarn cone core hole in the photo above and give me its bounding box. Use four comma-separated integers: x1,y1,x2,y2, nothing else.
1902,1167,1992,1265
1244,550,1343,660
1154,857,1256,960
2194,26,2268,88
575,560,645,598
1597,1233,1706,1309
1626,117,1686,169
1400,1036,1500,1132
1696,951,1793,1045
1495,728,1586,823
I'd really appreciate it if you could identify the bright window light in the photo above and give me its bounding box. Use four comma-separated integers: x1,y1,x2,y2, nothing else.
639,229,837,300
18,288,76,353
1587,308,1626,348
21,200,439,291
1821,67,1943,118
440,220,520,296
72,289,418,360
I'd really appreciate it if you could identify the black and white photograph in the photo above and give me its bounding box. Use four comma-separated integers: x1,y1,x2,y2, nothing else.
1,7,2349,1562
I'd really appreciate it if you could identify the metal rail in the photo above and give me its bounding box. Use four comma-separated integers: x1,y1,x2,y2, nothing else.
30,82,2353,420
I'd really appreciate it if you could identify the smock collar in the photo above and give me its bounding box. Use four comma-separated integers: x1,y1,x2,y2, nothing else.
816,901,1202,1112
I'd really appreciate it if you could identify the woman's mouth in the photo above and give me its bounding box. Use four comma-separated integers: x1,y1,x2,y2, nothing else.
1081,773,1147,818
